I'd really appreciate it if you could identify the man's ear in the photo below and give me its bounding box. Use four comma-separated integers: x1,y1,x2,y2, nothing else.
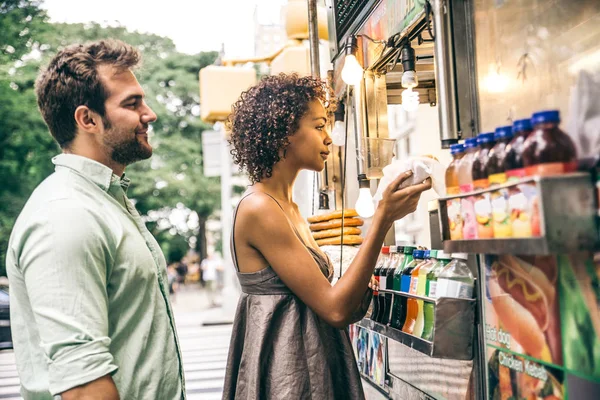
74,106,102,134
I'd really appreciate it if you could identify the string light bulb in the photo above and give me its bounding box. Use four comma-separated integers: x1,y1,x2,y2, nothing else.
341,37,363,86
331,102,346,146
355,176,374,218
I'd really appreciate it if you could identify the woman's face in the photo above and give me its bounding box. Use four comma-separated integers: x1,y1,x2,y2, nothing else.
286,100,332,171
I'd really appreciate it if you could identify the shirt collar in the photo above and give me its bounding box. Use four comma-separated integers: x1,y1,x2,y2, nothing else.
52,154,130,193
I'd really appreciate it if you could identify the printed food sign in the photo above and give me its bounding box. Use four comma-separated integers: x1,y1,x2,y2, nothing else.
482,253,600,399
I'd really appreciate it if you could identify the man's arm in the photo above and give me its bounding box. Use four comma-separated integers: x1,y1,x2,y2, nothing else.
16,200,119,396
61,375,119,400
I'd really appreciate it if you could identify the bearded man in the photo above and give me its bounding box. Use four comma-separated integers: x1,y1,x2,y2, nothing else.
6,40,185,399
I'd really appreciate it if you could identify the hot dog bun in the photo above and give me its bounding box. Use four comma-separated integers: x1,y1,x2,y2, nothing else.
308,209,358,223
316,235,363,246
312,227,362,240
310,217,364,231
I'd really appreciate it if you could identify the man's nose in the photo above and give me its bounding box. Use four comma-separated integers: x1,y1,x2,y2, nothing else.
141,103,157,123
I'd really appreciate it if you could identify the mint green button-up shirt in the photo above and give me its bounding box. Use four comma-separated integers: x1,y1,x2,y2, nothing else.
6,154,185,399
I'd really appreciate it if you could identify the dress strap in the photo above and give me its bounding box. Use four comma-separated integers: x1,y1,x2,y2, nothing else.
230,193,256,272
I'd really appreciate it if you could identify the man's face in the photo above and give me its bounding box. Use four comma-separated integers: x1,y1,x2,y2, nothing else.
97,65,157,166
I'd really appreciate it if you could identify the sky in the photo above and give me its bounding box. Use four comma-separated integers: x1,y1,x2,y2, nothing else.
42,0,288,57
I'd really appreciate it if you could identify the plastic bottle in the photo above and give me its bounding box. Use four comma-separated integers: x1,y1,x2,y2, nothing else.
472,132,495,190
457,138,479,239
458,138,479,193
487,126,514,186
401,250,425,334
422,251,452,340
504,118,533,181
436,253,474,299
371,246,389,322
472,133,495,239
390,246,415,329
414,250,437,337
523,110,577,176
446,144,465,195
446,144,465,241
378,245,398,324
487,126,514,238
522,110,578,236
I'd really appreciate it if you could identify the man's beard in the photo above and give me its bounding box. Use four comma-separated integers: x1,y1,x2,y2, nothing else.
102,117,152,165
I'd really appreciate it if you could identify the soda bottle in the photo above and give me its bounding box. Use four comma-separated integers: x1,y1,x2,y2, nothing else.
504,118,533,181
457,138,479,239
422,251,452,340
390,246,415,329
401,250,425,334
377,246,398,325
412,250,435,337
436,253,474,299
371,246,389,322
446,144,465,195
472,133,495,239
380,246,400,325
376,246,392,323
523,110,577,177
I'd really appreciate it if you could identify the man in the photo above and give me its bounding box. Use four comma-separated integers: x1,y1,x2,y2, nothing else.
6,40,185,399
200,253,222,307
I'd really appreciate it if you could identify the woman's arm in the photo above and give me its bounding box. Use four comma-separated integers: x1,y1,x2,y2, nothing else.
239,171,431,328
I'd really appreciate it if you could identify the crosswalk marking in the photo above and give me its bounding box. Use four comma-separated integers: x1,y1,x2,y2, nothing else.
0,313,232,399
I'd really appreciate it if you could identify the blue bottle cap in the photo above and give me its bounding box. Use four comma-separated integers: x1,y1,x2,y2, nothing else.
513,118,532,133
494,126,513,140
477,132,495,144
532,110,560,125
412,250,424,259
465,138,478,148
450,143,465,155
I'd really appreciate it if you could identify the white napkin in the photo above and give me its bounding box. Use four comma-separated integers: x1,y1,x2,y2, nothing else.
373,156,445,202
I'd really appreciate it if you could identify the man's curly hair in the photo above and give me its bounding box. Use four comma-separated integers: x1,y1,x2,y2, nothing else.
227,73,334,184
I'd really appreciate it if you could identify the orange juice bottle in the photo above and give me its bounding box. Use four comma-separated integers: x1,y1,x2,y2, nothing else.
446,144,465,240
402,250,426,334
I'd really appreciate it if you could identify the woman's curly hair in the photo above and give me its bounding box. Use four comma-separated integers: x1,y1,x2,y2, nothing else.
227,73,334,184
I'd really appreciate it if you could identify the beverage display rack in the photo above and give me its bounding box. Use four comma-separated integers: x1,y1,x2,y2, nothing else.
437,172,599,255
359,290,476,360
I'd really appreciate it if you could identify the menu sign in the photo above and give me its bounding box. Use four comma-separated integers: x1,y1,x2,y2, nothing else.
482,254,600,399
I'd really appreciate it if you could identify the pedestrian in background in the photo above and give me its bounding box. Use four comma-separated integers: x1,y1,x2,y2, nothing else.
5,40,184,399
201,253,222,307
222,74,430,399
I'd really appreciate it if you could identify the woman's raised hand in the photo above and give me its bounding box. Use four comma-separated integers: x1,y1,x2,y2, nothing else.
376,170,432,224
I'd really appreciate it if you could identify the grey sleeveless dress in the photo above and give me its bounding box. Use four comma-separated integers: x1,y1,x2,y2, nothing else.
222,193,369,399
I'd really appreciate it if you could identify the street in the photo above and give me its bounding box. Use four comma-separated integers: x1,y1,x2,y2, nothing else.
0,284,232,399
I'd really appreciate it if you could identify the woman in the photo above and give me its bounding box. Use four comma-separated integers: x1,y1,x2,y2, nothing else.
223,74,431,399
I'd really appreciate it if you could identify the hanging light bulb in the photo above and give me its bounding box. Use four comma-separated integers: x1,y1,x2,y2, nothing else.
355,187,375,218
402,88,420,112
355,176,374,218
331,120,346,146
341,55,363,86
331,102,346,146
341,36,363,86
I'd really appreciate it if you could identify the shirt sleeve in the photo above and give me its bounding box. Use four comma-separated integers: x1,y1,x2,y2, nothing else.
16,199,119,395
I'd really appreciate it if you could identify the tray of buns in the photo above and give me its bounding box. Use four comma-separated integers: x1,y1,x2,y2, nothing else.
308,209,364,246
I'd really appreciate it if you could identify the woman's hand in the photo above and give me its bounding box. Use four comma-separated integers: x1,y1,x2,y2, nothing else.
375,170,432,224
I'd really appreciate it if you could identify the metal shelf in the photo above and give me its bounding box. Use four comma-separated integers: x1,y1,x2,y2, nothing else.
358,296,476,360
437,172,599,255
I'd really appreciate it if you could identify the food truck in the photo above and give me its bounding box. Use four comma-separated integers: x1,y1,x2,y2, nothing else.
317,1,600,399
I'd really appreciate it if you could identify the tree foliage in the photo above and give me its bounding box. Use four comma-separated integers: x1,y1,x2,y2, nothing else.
0,2,221,275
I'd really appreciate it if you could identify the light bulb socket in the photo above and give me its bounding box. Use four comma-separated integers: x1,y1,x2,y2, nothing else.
358,174,370,189
318,190,330,210
401,43,416,73
334,102,345,122
345,36,358,56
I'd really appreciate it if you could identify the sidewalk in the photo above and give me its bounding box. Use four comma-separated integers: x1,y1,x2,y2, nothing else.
170,283,236,327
